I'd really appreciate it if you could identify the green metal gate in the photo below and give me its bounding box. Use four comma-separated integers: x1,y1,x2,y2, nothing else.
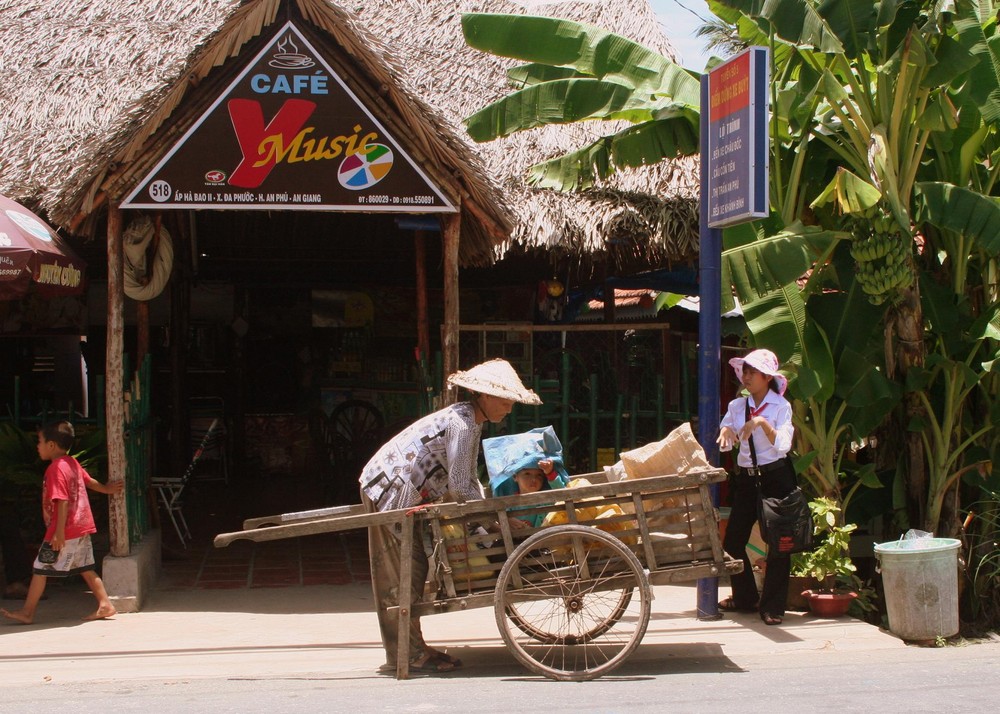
123,355,152,546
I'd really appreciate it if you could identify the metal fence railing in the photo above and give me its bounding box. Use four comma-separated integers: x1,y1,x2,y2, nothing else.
457,323,696,473
123,355,152,546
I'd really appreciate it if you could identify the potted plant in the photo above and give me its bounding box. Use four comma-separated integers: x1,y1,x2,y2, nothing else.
792,497,859,617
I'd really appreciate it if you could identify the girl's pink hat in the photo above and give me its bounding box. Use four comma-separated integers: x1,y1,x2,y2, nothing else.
728,349,788,396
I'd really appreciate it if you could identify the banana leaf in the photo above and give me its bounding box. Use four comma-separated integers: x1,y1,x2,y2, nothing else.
914,181,1000,254
465,78,647,141
526,113,699,190
461,13,700,102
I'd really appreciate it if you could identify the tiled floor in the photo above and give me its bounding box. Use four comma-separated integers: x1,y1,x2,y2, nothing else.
160,531,371,590
156,475,372,590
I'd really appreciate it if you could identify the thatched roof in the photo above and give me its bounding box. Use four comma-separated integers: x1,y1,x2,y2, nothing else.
359,0,700,263
0,0,699,266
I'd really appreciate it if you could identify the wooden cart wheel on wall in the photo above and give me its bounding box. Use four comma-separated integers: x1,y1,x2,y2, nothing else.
493,524,652,682
323,399,384,504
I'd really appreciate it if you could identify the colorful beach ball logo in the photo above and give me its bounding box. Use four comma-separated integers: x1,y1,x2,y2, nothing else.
338,143,394,190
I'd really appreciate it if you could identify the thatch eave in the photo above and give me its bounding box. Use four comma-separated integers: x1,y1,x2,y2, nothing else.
0,0,513,266
356,0,701,262
0,1,699,266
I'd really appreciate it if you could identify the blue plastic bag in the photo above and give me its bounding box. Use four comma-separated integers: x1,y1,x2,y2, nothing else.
484,425,569,496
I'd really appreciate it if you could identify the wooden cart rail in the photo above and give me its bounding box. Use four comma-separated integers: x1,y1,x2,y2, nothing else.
213,466,741,681
426,468,735,599
214,467,739,599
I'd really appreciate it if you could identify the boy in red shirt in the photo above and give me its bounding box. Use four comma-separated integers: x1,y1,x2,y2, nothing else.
2,421,123,624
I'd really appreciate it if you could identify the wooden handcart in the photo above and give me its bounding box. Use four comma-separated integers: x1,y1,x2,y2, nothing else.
214,467,741,681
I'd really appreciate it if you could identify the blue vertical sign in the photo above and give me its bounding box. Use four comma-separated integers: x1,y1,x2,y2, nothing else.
696,46,769,619
707,47,769,227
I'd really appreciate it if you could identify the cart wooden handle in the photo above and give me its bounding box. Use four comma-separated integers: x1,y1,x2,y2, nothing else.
214,507,402,547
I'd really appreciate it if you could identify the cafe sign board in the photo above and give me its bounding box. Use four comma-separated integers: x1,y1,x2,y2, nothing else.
123,21,455,212
705,46,769,228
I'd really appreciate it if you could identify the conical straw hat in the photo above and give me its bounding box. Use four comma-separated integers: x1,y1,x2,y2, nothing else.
447,358,541,405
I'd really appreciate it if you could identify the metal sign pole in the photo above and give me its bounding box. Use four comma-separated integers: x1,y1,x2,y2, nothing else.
695,46,770,619
696,73,723,620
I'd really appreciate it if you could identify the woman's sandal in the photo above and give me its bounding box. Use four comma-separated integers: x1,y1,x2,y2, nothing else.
718,597,758,613
407,650,457,674
760,613,783,626
427,649,462,668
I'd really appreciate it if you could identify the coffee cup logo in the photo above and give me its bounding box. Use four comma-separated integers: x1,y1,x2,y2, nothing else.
269,36,314,69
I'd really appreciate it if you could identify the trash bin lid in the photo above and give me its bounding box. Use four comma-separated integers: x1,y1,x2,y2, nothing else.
874,537,961,554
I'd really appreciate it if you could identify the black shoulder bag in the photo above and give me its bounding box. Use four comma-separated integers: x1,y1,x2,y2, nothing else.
746,399,814,556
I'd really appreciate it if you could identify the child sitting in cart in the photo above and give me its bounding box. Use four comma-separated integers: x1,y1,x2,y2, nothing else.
485,426,569,529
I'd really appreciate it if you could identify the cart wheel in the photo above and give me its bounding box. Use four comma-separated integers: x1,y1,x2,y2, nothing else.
508,583,633,644
494,525,651,681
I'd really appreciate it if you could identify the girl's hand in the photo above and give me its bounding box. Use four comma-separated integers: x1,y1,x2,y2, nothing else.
739,416,773,442
716,426,737,451
538,459,554,475
509,517,531,530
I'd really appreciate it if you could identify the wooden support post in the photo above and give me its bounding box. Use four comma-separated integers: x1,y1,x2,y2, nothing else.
590,373,598,471
106,203,128,557
136,302,149,365
414,230,430,363
135,214,162,365
169,213,191,477
396,514,415,680
441,211,461,399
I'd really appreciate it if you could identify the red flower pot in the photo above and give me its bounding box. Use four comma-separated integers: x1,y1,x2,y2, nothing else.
802,589,857,617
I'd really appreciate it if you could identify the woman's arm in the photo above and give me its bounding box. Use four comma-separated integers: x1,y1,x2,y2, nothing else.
445,419,485,502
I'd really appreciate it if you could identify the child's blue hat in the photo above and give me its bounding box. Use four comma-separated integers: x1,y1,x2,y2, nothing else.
484,426,569,493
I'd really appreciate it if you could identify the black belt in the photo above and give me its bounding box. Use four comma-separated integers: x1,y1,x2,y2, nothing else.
740,460,788,477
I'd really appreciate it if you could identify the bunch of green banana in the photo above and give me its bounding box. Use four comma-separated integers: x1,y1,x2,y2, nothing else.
844,207,914,306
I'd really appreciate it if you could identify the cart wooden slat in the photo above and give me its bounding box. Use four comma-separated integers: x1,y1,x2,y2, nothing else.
214,466,742,680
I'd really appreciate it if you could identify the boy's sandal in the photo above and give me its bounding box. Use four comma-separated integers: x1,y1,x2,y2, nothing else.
760,613,783,626
718,597,758,613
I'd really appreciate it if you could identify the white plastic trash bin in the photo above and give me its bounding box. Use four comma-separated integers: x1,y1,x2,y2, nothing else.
874,538,961,641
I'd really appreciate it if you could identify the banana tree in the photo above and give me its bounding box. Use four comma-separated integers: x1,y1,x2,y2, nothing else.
703,0,1000,535
460,3,1000,535
790,245,898,509
905,279,1000,532
462,12,702,191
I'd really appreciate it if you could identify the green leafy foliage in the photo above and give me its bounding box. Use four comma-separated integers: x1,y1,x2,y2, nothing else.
792,497,857,588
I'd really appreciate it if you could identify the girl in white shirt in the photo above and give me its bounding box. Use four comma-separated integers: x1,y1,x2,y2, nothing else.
716,349,795,626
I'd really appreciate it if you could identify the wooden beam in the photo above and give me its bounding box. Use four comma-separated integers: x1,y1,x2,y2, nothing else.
414,230,430,363
169,213,191,477
106,203,128,557
136,302,149,365
441,212,461,400
70,191,107,233
135,214,163,364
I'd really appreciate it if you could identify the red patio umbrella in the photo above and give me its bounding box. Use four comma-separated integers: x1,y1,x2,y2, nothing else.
0,193,86,300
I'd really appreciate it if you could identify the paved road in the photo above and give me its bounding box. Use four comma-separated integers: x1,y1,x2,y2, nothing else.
3,641,998,713
1,579,997,712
